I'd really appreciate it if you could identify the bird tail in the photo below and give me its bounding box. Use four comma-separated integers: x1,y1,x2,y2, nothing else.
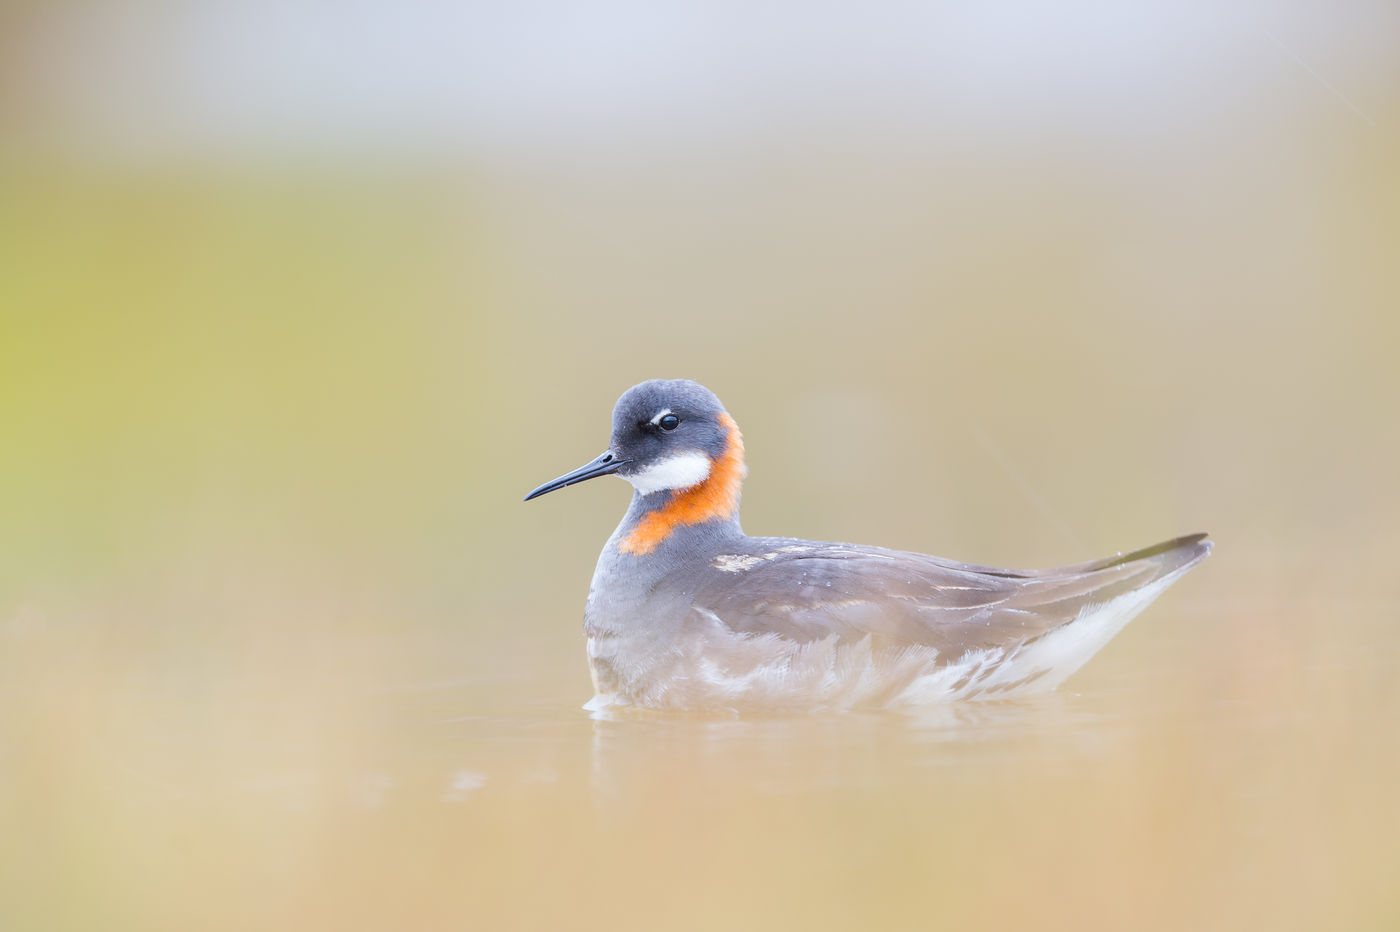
980,533,1213,696
1055,532,1212,580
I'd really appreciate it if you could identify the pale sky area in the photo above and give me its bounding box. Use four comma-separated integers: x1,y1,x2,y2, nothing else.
6,0,1396,161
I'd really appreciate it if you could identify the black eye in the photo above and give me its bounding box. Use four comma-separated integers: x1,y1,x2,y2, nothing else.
658,414,680,432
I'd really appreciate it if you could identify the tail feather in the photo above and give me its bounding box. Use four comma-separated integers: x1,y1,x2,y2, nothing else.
995,533,1213,694
1052,532,1212,580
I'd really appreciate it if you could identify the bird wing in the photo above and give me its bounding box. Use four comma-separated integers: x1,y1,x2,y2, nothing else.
690,534,1209,659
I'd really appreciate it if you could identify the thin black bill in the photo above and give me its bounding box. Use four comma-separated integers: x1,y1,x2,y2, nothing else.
523,451,623,501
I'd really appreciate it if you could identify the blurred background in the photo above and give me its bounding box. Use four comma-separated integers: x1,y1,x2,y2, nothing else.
2,2,1398,930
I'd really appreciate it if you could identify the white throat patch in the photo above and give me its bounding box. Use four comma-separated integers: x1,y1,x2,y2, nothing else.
627,452,712,496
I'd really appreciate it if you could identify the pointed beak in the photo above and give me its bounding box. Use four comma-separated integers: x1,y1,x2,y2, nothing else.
523,451,624,502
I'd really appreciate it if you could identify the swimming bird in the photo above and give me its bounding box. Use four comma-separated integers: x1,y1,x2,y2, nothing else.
525,379,1210,712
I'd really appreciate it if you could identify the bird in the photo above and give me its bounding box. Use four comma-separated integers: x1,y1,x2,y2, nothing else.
525,379,1211,713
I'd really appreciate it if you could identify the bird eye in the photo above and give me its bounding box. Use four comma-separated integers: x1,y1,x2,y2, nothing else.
658,414,680,431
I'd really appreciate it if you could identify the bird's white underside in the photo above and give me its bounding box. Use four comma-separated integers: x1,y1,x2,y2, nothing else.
625,451,712,496
584,567,1188,714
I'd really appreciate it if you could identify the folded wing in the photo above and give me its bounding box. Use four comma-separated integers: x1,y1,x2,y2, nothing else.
692,534,1210,661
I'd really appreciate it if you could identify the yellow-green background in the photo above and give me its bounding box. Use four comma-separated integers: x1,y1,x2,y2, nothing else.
2,4,1398,930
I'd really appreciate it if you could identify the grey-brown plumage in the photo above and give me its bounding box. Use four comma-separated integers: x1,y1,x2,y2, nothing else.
526,379,1211,712
692,533,1210,655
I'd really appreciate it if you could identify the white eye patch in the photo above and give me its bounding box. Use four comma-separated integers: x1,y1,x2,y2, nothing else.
626,452,712,496
648,408,673,426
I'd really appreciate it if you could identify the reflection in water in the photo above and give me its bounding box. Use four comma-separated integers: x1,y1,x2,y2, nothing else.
585,693,1131,811
587,695,1082,798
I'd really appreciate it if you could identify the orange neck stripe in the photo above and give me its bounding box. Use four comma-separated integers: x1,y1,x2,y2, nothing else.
619,413,745,556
